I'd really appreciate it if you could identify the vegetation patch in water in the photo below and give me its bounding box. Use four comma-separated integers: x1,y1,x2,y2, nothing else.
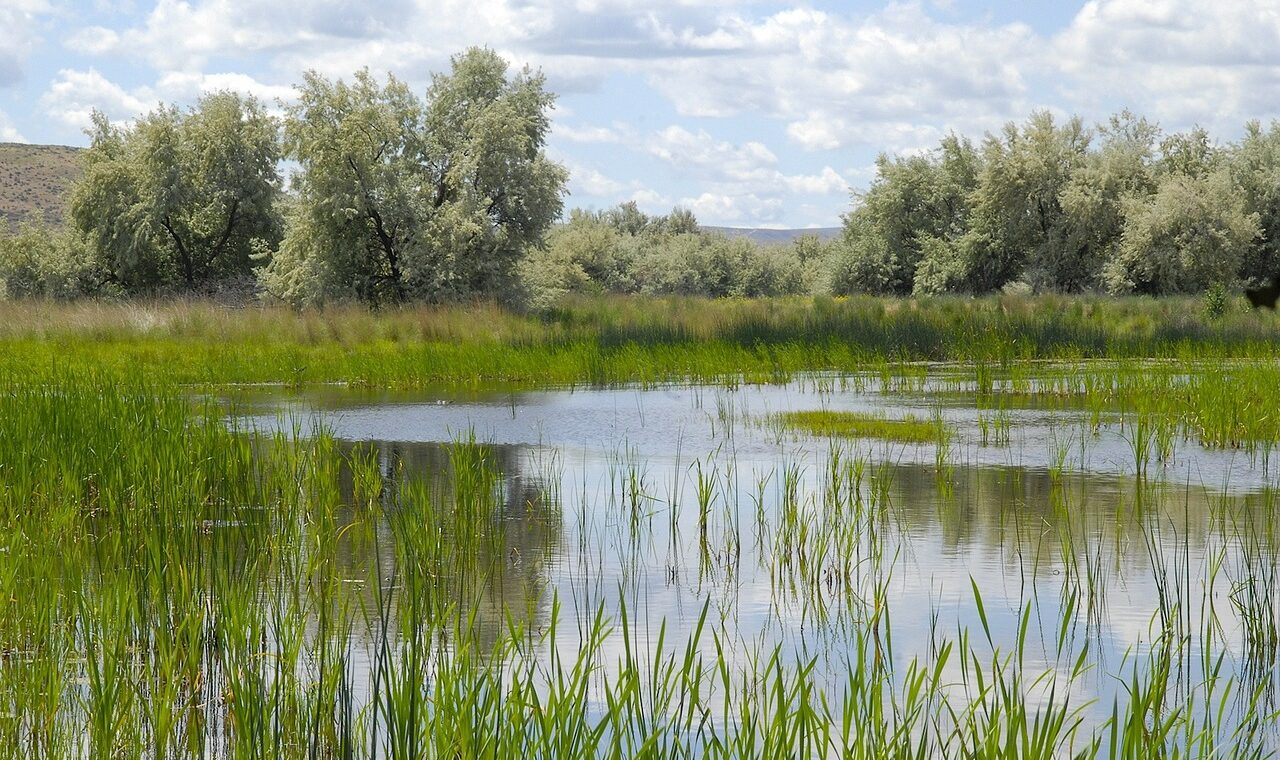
774,409,946,443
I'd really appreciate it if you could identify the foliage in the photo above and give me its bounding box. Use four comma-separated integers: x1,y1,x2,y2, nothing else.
0,222,100,299
1049,111,1158,291
68,93,282,292
961,111,1092,293
263,48,567,306
523,204,807,307
1104,171,1259,295
837,134,979,295
1228,120,1280,284
831,110,1280,298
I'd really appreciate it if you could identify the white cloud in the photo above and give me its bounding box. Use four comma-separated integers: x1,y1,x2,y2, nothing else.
781,166,848,195
0,0,52,88
155,71,295,104
644,4,1040,153
1053,0,1280,132
39,67,297,132
553,123,622,143
40,68,156,130
68,0,549,75
645,125,848,198
0,110,26,142
681,191,784,225
629,188,670,209
566,162,625,196
647,126,777,177
65,25,119,56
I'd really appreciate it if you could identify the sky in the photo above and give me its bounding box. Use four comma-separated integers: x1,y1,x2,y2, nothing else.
2,1,1280,228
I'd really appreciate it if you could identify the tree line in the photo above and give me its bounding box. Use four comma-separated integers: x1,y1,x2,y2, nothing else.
0,48,566,306
3,57,1280,304
833,111,1278,297
531,111,1280,304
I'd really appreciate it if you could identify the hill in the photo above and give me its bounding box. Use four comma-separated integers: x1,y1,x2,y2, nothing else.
702,226,842,244
0,143,83,229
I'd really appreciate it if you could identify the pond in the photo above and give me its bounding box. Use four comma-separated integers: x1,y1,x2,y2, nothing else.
235,370,1280,752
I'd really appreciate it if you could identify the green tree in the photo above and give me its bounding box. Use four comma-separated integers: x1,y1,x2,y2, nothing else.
69,93,282,291
0,222,100,299
1159,127,1217,178
1104,171,1259,294
962,111,1091,292
1052,111,1160,291
1228,121,1280,284
838,134,979,294
602,201,651,237
264,49,566,305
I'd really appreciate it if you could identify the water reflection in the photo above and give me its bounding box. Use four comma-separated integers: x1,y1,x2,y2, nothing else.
234,380,1280,746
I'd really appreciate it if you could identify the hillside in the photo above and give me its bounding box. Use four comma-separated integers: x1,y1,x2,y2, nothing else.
0,143,83,229
703,226,841,244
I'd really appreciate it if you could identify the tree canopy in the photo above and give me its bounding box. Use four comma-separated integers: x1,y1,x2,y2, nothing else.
836,110,1280,297
261,48,567,306
69,92,282,291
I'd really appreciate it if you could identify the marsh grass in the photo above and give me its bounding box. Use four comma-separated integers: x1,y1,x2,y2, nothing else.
774,409,947,444
1,294,1280,389
4,295,1280,756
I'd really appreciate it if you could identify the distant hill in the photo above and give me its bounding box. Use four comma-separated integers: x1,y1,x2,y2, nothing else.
702,226,842,245
0,143,83,229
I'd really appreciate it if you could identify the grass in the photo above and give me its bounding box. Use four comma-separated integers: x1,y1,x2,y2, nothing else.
2,294,1280,756
774,409,946,443
0,294,1277,389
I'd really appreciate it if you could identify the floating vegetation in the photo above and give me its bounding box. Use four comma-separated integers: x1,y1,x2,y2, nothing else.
773,409,948,444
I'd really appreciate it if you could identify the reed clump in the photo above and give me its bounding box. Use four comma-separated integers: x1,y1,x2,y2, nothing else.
774,409,947,444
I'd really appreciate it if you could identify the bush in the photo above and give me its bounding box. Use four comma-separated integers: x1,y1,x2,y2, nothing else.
0,224,100,300
1104,171,1260,295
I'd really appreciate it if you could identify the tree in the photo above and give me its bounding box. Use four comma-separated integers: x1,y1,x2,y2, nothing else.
1159,127,1217,179
602,201,651,237
261,70,424,305
1104,171,1259,295
838,134,979,294
962,111,1091,292
1228,121,1280,284
1053,111,1160,291
0,222,99,299
263,49,567,305
69,93,282,291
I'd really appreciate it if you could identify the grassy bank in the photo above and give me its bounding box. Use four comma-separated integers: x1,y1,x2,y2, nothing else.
4,296,1280,756
1,294,1278,387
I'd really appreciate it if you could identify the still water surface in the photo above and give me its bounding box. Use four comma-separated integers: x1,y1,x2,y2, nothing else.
241,373,1280,741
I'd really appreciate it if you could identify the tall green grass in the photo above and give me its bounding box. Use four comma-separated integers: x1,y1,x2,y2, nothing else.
2,295,1280,756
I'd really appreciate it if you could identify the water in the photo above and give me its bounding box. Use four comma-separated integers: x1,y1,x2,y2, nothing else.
238,372,1280,746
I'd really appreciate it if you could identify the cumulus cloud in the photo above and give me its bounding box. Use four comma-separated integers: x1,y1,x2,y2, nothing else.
552,123,623,143
0,110,26,142
680,192,784,225
0,0,52,88
39,67,294,132
645,125,848,199
1054,0,1280,132
40,68,156,130
154,71,295,104
66,0,545,75
40,0,1280,226
565,162,626,196
644,4,1041,153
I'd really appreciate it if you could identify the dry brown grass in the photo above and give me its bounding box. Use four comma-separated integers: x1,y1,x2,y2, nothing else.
0,143,83,228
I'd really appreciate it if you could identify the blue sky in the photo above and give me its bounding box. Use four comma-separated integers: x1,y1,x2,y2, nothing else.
3,1,1280,228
